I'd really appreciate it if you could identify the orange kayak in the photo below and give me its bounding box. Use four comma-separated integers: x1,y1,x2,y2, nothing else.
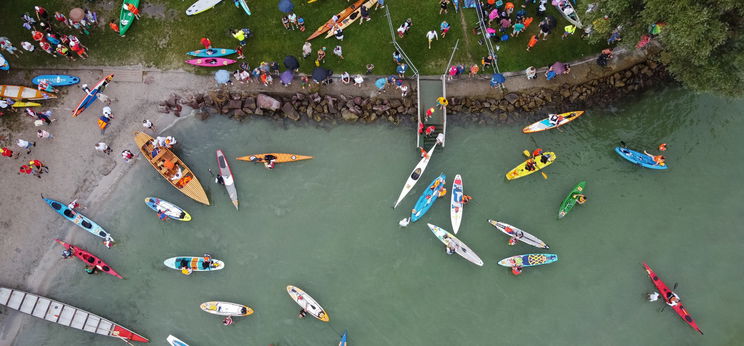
236,153,313,163
306,0,366,41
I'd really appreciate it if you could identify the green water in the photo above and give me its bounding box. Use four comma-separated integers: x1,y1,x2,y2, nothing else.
13,88,744,345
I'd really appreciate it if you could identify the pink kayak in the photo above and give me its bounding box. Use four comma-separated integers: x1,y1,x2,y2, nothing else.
185,58,237,67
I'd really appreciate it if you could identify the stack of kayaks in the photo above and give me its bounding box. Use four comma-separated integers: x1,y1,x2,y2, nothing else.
558,181,586,219
307,0,367,40
286,285,329,322
410,173,446,223
488,220,549,249
55,239,123,278
506,152,556,180
615,147,667,170
427,223,483,266
186,48,236,57
43,197,115,245
145,197,191,221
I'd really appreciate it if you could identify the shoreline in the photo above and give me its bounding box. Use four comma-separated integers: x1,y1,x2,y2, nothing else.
0,45,664,344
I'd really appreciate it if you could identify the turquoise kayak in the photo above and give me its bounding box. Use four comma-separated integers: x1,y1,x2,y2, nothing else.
410,173,446,222
186,48,237,58
615,147,668,170
237,0,251,15
43,197,115,244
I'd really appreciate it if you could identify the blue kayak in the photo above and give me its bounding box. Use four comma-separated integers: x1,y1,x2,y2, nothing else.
614,147,668,170
32,75,80,86
339,330,347,346
43,198,115,243
0,53,8,71
186,48,237,58
410,173,446,223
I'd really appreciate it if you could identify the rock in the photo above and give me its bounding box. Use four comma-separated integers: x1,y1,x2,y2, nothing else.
366,113,378,123
244,97,256,110
227,99,243,109
254,108,263,116
389,99,402,108
614,80,626,87
341,110,359,121
354,96,363,106
282,103,300,121
257,94,281,111
504,93,519,104
306,106,313,118
233,109,246,118
403,97,412,108
560,89,571,98
195,110,209,121
157,104,170,113
396,106,405,113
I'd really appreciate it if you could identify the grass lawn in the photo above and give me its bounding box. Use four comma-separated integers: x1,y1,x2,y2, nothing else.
0,0,604,76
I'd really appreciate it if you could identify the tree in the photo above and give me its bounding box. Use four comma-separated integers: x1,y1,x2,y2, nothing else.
580,0,744,96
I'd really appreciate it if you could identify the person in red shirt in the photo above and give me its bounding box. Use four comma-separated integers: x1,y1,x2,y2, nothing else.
32,30,45,42
19,165,33,175
39,41,55,56
109,20,119,34
125,3,141,19
34,6,48,21
54,11,70,27
29,159,48,173
0,147,13,158
425,125,436,136
200,36,212,49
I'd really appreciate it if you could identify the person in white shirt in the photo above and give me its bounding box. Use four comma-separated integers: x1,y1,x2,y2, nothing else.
426,30,438,49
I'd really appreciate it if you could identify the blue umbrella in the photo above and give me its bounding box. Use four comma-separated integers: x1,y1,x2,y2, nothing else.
491,73,505,84
215,70,230,84
278,0,294,13
374,78,387,90
280,70,294,84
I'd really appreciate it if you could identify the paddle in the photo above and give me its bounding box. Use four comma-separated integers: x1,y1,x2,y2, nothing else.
660,282,679,312
522,150,548,179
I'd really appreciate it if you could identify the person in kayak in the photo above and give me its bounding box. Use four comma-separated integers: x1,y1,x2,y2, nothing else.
573,193,587,205
647,291,660,302
203,253,213,268
180,263,193,276
524,159,537,171
215,174,225,185
418,146,429,159
442,235,456,255
263,154,277,169
643,150,665,166
430,179,441,190
438,187,447,197
665,291,680,306
539,152,551,164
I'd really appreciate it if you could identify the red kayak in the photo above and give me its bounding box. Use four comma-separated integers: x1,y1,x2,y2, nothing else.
55,239,123,279
642,262,703,335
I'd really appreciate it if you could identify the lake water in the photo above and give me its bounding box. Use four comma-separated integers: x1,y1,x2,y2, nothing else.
12,87,744,345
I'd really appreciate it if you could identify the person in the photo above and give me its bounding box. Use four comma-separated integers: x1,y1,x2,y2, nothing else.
95,142,112,155
525,66,537,80
333,45,344,60
1,147,14,159
297,17,306,31
263,154,277,169
203,253,213,267
84,265,97,275
425,107,435,120
121,150,135,163
440,21,450,38
143,119,156,133
548,113,565,125
287,12,298,30
396,63,407,78
281,16,290,30
215,174,225,185
375,0,385,10
438,187,447,197
340,72,351,85
392,50,403,64
462,195,472,204
316,47,326,64
222,316,234,326
231,29,247,46
108,20,120,34
199,36,212,50
360,5,370,23
98,109,113,135
562,24,576,39
526,34,538,51
426,30,438,49
397,18,412,38
67,199,80,212
511,265,523,276
399,83,410,97
665,291,680,306
418,146,429,158
180,263,192,276
424,125,436,136
468,64,479,78
643,150,665,166
157,209,169,222
16,139,35,153
436,96,448,109
545,67,557,81
21,41,34,52
298,309,308,318
524,159,537,171
366,64,375,74
658,143,667,151
538,19,551,40
19,165,34,176
439,0,449,15
539,152,551,164
353,74,364,87
125,2,141,19
54,11,69,27
482,55,493,69
334,28,344,41
61,247,73,259
36,129,53,139
512,22,526,37
647,291,659,302
444,239,456,255
302,42,312,59
574,194,587,205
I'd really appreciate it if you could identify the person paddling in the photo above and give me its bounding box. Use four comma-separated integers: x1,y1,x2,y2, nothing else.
222,316,234,326
574,194,587,205
156,209,169,222
643,150,665,166
263,154,277,169
511,265,523,276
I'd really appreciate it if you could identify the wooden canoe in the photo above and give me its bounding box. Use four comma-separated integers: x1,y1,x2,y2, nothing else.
236,153,313,163
306,0,366,41
134,131,210,205
0,85,56,100
0,287,148,342
324,0,377,38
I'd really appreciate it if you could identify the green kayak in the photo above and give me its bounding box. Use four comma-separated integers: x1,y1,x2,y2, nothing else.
558,181,586,219
119,0,140,36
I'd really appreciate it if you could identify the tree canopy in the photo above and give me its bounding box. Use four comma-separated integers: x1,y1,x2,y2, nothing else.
581,0,744,96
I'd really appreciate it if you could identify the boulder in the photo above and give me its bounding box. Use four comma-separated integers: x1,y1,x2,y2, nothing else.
282,103,300,121
195,110,210,121
227,99,243,109
504,93,519,104
257,94,281,111
341,110,359,121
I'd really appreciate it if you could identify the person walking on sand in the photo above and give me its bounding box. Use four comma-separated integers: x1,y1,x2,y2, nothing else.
426,30,438,49
19,165,34,176
29,159,48,174
1,147,14,159
95,142,112,155
525,66,537,80
16,138,35,154
36,129,53,139
143,119,157,133
121,150,135,163
353,74,364,87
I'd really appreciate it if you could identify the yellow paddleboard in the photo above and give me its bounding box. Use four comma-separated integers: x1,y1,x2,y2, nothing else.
12,102,41,108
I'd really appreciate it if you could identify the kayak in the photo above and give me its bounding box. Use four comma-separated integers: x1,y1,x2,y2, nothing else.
0,85,56,100
236,153,314,163
498,254,558,267
487,220,549,249
339,330,348,346
144,197,191,221
186,0,223,15
393,143,438,208
164,257,225,271
323,0,377,38
615,147,668,170
119,0,140,36
0,287,148,343
427,223,484,266
287,285,330,322
186,48,237,57
43,198,115,245
72,74,114,117
11,102,41,108
55,239,123,279
185,58,236,67
237,0,251,15
642,262,703,335
410,173,446,223
522,111,585,133
167,335,190,346
216,150,239,209
506,152,556,180
32,75,80,86
450,174,464,233
199,301,253,316
558,181,586,219
307,0,367,40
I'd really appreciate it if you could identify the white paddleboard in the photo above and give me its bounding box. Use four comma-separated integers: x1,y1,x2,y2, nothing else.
488,219,549,249
427,223,484,266
393,143,438,208
186,0,223,15
167,335,189,346
286,285,329,322
450,174,463,233
199,301,253,316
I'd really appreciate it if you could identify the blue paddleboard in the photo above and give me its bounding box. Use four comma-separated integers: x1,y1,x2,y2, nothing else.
614,147,668,170
32,75,80,86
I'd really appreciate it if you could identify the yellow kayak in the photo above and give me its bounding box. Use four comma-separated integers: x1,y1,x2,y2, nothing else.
236,153,313,163
12,102,41,108
506,152,556,180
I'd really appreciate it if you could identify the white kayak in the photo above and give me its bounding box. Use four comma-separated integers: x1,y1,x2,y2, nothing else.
186,0,223,15
286,285,329,322
450,174,464,233
393,143,438,208
199,301,253,316
487,219,549,249
427,223,484,266
216,150,239,209
167,335,189,346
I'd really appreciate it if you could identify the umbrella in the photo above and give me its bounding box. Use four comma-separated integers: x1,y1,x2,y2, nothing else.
69,8,84,22
546,16,558,29
374,78,387,90
491,73,505,84
280,70,294,84
215,70,230,84
550,62,566,74
283,55,299,70
312,67,330,83
278,0,294,13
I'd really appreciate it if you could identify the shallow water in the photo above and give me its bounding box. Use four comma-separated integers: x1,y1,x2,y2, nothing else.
13,88,744,345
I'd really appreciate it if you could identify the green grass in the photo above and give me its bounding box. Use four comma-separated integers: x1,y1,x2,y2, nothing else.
0,1,604,75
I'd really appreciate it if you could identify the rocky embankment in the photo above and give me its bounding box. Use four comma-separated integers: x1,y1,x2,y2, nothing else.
158,60,671,126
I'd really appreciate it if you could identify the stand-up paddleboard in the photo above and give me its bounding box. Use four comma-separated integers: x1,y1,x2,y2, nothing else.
237,0,251,15
558,181,586,219
144,197,191,221
72,74,114,117
286,285,330,322
450,174,463,233
186,48,237,57
32,75,80,86
119,0,140,36
164,257,225,271
186,0,223,15
487,219,549,249
498,254,558,268
427,223,484,266
522,111,584,133
199,301,253,316
167,335,190,346
43,197,115,245
615,147,668,170
393,143,438,208
216,150,239,209
339,330,348,346
185,58,236,67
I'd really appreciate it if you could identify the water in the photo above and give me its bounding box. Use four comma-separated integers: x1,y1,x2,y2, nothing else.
13,88,744,345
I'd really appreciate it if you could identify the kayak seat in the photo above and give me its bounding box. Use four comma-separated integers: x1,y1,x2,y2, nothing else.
63,209,74,218
81,220,92,229
51,202,62,210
